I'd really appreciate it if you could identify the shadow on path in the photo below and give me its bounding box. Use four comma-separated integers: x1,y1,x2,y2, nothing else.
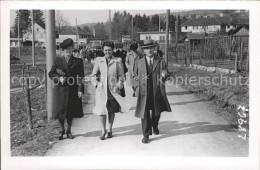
74,121,236,143
166,91,194,96
129,99,206,111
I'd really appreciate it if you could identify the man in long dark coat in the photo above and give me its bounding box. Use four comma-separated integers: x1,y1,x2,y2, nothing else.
49,38,84,140
134,40,171,144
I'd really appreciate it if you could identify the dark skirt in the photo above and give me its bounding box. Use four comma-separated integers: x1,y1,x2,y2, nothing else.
106,98,120,113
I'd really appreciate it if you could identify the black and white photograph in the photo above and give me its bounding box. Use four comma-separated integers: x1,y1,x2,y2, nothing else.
1,1,260,170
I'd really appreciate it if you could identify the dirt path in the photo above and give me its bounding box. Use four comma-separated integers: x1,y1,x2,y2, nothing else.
45,81,248,157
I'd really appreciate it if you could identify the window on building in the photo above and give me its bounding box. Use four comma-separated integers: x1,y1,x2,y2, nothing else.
145,36,151,40
159,35,165,43
37,28,39,31
185,26,187,30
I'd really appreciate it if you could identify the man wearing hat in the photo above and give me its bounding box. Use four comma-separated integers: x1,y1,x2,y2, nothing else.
49,38,84,140
134,39,171,144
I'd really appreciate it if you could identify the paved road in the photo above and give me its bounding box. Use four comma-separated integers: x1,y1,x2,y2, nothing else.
45,80,248,157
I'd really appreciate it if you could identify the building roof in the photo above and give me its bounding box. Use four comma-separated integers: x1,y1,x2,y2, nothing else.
137,31,173,34
180,17,225,27
59,28,93,36
227,24,249,35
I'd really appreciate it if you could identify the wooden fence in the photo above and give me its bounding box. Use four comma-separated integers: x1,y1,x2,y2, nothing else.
19,64,47,130
173,35,249,72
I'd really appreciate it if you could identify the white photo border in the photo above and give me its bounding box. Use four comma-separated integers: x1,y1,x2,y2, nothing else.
1,1,260,169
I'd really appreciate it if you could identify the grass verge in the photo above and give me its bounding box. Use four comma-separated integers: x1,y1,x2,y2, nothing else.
168,65,249,129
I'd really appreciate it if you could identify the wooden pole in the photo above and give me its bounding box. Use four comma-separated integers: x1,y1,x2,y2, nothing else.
239,41,243,70
76,18,79,48
175,18,178,63
25,77,33,130
159,14,160,32
132,17,134,41
109,10,112,41
46,10,57,120
165,10,170,71
18,10,21,58
31,10,35,66
22,66,25,90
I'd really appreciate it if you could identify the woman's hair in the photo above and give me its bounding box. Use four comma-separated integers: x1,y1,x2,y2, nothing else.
102,41,114,50
130,42,138,51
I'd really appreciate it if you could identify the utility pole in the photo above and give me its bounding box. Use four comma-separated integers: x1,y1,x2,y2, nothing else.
109,10,112,41
76,18,79,48
159,14,160,32
175,16,179,63
132,17,134,41
165,10,170,71
31,10,35,66
18,10,21,58
46,10,56,120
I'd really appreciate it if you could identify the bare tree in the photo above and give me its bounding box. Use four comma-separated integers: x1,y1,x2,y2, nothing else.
55,11,70,33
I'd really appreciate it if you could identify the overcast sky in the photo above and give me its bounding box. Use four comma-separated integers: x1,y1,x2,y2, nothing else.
10,10,174,27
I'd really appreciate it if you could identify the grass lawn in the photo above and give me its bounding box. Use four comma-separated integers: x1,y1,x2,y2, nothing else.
168,63,249,129
10,88,60,156
10,57,94,156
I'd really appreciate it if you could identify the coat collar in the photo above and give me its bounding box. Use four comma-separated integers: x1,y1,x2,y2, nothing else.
142,55,160,72
100,56,117,65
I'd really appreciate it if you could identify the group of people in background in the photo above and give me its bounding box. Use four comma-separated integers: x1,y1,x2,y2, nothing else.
50,38,170,144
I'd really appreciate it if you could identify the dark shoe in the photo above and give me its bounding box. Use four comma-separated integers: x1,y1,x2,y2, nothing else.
58,130,65,140
107,132,113,138
100,130,107,140
142,136,149,144
66,130,74,139
153,128,159,135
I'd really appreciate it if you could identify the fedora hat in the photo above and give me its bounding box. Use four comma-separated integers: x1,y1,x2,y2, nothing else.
140,40,157,48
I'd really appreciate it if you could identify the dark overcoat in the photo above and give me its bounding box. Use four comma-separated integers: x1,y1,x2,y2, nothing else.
48,55,84,119
133,55,171,119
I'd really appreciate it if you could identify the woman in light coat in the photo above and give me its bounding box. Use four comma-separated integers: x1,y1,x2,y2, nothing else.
91,41,130,140
125,42,143,97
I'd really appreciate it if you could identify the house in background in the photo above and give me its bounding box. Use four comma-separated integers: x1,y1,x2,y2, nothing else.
138,31,172,44
57,28,94,47
122,35,131,43
10,38,23,48
180,17,234,34
227,24,249,36
23,23,46,47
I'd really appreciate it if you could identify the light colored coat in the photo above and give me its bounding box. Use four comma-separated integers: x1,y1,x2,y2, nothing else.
134,55,171,119
91,56,131,115
125,50,142,86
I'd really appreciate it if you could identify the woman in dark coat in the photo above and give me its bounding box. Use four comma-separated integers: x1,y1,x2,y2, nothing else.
49,38,84,140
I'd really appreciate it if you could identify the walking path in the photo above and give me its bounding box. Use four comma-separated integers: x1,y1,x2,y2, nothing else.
45,81,248,157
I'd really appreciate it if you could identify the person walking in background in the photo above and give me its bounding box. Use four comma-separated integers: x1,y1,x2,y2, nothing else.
125,42,143,97
114,43,127,97
154,43,163,58
134,40,171,144
114,43,128,74
49,38,84,140
91,41,130,140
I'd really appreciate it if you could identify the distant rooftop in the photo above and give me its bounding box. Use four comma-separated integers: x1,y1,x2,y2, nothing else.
59,28,93,36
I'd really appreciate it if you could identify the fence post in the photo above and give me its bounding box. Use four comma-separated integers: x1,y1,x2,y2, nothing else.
25,77,33,130
189,41,192,65
44,68,47,111
184,45,187,66
234,52,238,73
239,42,243,70
22,67,25,90
199,39,203,65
